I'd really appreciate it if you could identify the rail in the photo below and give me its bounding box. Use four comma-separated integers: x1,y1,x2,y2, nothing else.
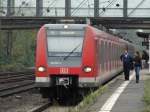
0,70,35,97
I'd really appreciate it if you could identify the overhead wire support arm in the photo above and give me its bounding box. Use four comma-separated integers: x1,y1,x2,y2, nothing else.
128,0,146,16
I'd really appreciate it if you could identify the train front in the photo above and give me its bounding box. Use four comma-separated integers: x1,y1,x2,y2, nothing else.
35,24,97,98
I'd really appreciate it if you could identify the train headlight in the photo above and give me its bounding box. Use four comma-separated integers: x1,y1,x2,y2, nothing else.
64,25,68,29
38,66,46,72
83,67,92,73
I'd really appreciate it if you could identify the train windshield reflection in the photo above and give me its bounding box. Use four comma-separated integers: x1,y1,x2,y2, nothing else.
47,30,84,57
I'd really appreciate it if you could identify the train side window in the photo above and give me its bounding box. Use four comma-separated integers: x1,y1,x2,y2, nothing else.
112,44,114,63
106,42,108,63
115,45,117,60
113,44,115,61
103,42,105,60
105,42,107,61
106,42,109,71
117,45,119,66
99,40,101,65
116,45,118,60
101,41,104,72
109,43,112,61
117,45,118,59
119,45,120,57
114,44,115,62
96,40,100,64
119,46,120,57
114,44,116,66
112,44,114,69
119,45,122,55
112,43,113,62
109,43,112,70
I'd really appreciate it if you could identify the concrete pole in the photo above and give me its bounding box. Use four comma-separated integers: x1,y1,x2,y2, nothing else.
65,0,71,17
94,0,99,17
0,0,1,8
123,0,128,18
36,0,43,17
7,0,15,16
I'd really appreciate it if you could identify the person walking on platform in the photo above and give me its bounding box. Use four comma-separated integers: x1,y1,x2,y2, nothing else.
142,50,149,69
120,48,133,81
133,51,142,83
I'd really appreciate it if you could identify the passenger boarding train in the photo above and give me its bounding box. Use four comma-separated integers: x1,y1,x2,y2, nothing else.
35,24,134,99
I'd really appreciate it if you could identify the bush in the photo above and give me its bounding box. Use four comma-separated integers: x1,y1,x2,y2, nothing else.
144,79,150,104
0,63,25,72
143,78,150,112
0,30,37,71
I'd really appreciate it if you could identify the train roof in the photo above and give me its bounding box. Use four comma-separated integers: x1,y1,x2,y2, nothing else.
44,24,88,30
43,24,133,45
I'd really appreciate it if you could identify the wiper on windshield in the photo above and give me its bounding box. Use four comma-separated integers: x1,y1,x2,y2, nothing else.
63,43,81,60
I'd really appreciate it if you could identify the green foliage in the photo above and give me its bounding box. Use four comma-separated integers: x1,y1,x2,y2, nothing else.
143,78,150,112
0,30,37,71
0,63,25,72
143,107,150,112
71,86,107,112
0,31,8,65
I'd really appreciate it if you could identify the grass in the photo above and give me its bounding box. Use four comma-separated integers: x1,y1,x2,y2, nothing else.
143,75,150,112
69,85,107,112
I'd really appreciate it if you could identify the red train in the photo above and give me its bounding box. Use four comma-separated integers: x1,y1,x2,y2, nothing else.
35,24,134,99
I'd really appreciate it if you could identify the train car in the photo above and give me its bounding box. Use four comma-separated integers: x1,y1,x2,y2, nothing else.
35,24,134,100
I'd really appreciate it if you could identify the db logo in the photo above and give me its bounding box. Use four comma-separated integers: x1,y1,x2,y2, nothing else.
60,68,69,74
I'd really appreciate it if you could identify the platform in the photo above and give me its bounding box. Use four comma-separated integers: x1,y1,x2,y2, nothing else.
83,69,150,112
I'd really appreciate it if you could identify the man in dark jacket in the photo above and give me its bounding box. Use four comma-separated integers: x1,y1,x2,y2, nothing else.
120,49,133,80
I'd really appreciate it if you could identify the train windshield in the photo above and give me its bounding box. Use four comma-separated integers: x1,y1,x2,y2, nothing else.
47,29,84,57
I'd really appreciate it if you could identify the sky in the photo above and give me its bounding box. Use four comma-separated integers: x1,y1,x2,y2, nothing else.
1,0,150,17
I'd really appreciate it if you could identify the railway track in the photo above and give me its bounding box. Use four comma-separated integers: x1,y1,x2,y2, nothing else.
0,80,35,97
0,70,35,97
0,70,34,76
0,72,123,112
0,74,34,84
28,102,52,112
27,73,123,112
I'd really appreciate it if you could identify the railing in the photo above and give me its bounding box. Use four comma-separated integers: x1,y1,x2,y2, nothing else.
0,7,150,17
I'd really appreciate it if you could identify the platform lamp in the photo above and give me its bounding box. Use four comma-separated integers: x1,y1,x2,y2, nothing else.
136,31,150,72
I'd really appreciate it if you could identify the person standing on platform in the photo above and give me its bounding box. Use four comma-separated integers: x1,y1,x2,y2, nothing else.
133,51,142,83
120,48,133,81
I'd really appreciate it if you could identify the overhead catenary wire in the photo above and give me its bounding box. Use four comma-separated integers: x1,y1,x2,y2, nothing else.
99,0,117,16
46,0,57,13
17,0,32,16
71,0,88,16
